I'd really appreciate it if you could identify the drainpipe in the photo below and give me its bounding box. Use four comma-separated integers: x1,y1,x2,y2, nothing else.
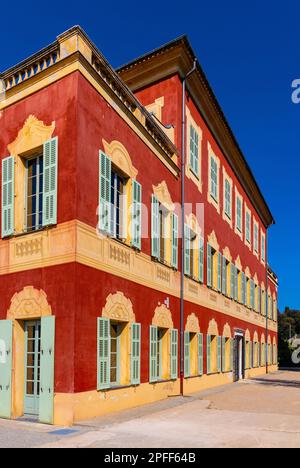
180,59,197,396
266,230,269,374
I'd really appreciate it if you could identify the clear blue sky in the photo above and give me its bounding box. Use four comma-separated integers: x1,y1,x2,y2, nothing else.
1,0,298,311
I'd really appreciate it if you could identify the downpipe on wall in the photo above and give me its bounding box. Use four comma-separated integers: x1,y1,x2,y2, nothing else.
180,59,197,396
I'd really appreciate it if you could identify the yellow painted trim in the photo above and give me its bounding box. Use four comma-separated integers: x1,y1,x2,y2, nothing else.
0,55,178,177
0,220,278,333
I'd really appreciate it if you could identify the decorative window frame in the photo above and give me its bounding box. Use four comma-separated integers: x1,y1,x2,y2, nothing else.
185,107,203,193
253,219,259,259
234,187,243,240
6,115,56,235
207,143,220,214
244,203,252,250
222,168,233,228
152,180,176,267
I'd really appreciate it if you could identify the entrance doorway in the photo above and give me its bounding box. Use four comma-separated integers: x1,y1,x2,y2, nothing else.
233,333,245,382
24,320,41,417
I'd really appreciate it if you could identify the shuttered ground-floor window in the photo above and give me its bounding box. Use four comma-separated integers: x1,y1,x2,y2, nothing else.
97,318,141,390
150,326,178,382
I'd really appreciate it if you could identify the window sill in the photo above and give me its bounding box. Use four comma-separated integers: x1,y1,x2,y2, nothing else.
12,225,55,239
98,383,139,392
184,374,203,380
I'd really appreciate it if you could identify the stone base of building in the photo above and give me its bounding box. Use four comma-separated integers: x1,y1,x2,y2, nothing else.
51,366,279,426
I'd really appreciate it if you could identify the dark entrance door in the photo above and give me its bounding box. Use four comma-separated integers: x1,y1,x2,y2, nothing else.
233,335,245,382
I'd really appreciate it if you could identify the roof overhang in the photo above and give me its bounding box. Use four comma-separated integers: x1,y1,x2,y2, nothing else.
117,36,275,228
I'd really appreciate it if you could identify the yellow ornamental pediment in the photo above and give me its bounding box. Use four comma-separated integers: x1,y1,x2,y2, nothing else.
185,313,200,333
235,256,242,271
152,181,175,211
7,115,55,156
7,286,52,320
208,318,219,336
208,231,219,252
102,139,138,179
223,323,232,338
223,246,232,262
102,292,135,323
152,304,173,329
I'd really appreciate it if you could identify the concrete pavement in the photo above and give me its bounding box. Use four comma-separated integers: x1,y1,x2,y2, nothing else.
1,371,300,448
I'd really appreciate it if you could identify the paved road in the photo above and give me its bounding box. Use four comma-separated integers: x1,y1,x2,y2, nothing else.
1,371,300,448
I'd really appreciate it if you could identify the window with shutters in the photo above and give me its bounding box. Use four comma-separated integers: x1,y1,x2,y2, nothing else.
25,155,44,232
207,144,220,213
151,196,178,269
245,206,251,247
208,335,219,374
110,322,121,386
190,125,199,176
222,257,231,297
186,108,203,192
207,246,221,291
185,227,198,280
210,157,218,202
235,192,243,235
98,318,141,390
110,169,127,240
222,336,232,372
254,220,259,256
245,341,250,369
261,232,266,263
1,137,58,239
184,332,198,377
222,168,233,227
261,289,266,316
150,326,174,382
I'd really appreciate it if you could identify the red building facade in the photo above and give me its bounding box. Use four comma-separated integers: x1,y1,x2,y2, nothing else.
0,27,278,426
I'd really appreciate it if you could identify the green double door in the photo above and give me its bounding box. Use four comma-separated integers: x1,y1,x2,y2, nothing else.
0,317,55,424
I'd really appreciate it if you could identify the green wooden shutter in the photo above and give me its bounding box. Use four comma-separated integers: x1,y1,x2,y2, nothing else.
1,156,14,238
217,252,222,292
184,332,190,378
258,287,261,314
207,244,212,288
198,333,203,376
190,125,195,172
230,339,234,371
0,320,13,419
43,138,58,227
39,316,55,424
250,342,253,368
99,151,111,234
171,213,178,269
230,264,235,299
170,329,178,380
199,237,204,283
217,336,222,373
207,335,211,375
149,326,158,382
131,323,141,385
184,225,190,276
222,256,227,295
222,337,226,373
97,318,110,390
151,196,160,259
131,180,142,249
